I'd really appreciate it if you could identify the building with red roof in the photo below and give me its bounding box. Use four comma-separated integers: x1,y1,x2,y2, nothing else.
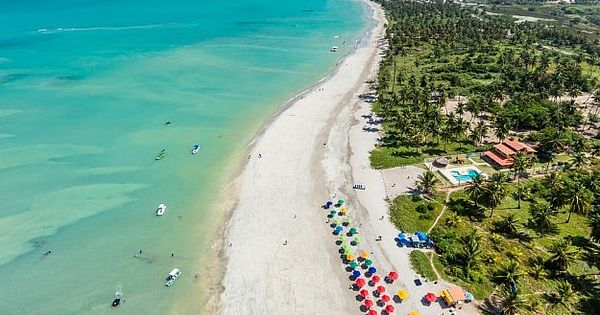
482,138,536,169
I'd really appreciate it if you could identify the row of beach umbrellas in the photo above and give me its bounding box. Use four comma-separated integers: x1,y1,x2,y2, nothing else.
324,198,417,314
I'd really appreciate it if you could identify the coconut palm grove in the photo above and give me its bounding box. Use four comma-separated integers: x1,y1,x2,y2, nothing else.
372,0,600,314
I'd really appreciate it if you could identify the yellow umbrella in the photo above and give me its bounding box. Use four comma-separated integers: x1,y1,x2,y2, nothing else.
340,207,348,214
360,251,369,259
408,311,419,315
397,289,408,300
346,254,355,261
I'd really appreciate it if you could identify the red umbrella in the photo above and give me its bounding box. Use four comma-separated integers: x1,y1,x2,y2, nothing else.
364,299,374,308
360,289,369,298
425,292,437,303
385,304,395,313
376,285,386,293
355,278,366,288
381,294,391,303
368,310,377,315
388,271,398,280
372,275,381,283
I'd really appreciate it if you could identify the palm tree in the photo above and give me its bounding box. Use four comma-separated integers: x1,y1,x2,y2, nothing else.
565,181,593,223
528,201,557,236
484,172,508,218
553,280,575,310
590,212,600,242
570,152,589,169
548,238,579,273
511,152,532,209
499,285,526,315
461,230,482,275
416,171,439,196
465,174,487,207
495,259,524,287
511,184,530,210
500,213,519,235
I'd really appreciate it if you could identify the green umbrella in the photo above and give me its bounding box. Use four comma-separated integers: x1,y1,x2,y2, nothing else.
344,247,352,255
337,199,344,205
331,218,340,226
338,236,346,243
349,261,359,269
365,259,373,266
349,227,357,235
353,237,361,245
343,217,351,225
329,210,337,216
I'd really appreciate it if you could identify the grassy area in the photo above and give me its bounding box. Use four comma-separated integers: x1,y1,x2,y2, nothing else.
409,250,438,281
389,194,445,232
429,177,598,312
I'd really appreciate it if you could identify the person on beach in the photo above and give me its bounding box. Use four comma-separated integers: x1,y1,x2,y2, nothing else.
283,239,288,245
258,153,262,158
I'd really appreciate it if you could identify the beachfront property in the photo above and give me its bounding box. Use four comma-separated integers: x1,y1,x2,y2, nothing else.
482,138,536,169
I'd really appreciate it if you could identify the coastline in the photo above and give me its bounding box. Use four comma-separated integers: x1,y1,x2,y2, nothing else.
212,1,387,314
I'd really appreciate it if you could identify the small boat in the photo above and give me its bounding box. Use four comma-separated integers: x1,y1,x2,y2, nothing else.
155,149,167,160
111,299,121,307
156,203,167,216
111,286,123,307
165,268,181,287
330,46,339,52
192,144,200,154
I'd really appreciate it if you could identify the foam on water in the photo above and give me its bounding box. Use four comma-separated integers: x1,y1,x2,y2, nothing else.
0,0,369,313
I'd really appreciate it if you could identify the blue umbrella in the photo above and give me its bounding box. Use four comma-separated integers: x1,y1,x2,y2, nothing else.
335,226,344,232
368,267,377,274
352,270,361,278
397,233,406,239
465,292,474,302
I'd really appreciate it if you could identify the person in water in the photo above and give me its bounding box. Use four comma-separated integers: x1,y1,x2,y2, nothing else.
43,250,51,256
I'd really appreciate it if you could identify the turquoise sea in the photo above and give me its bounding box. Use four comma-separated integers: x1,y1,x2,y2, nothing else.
0,0,368,314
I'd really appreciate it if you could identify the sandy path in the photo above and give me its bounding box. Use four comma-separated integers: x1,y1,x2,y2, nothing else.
216,2,386,314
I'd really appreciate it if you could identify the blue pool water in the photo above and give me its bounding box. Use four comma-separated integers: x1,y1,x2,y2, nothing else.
0,0,369,314
450,169,480,182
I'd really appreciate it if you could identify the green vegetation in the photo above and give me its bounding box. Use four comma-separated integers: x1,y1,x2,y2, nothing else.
389,194,444,232
409,250,438,281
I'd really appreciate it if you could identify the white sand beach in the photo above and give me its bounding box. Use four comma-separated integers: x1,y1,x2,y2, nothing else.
217,1,479,314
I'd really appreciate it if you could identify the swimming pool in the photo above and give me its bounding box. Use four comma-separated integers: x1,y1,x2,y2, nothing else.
450,168,480,182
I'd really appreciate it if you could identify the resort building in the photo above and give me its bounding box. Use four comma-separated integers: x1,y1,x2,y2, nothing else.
482,138,536,169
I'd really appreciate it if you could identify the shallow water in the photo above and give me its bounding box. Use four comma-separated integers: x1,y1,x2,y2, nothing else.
0,0,368,314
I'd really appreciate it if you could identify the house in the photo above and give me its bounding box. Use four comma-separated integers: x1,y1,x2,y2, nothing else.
482,138,536,169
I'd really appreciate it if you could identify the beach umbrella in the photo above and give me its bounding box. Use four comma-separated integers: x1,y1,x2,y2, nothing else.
352,236,361,245
368,267,377,274
355,278,366,288
337,199,344,205
372,275,381,283
385,304,395,313
337,236,346,243
353,270,361,278
349,227,357,235
363,299,373,309
364,259,373,266
367,310,377,315
465,292,474,302
376,285,385,293
396,289,408,300
425,292,437,303
331,218,340,226
409,311,419,315
340,207,348,214
359,289,369,298
346,254,355,261
388,271,398,280
349,261,359,269
329,210,337,217
381,294,391,303
360,251,369,259
343,217,351,225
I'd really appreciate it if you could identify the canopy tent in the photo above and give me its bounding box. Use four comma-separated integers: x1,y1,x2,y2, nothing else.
396,289,408,300
425,292,437,303
440,287,466,306
415,231,429,242
388,271,398,280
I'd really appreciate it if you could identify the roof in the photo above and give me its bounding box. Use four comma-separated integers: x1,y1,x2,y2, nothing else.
483,151,514,167
504,138,536,153
494,143,516,157
441,287,465,304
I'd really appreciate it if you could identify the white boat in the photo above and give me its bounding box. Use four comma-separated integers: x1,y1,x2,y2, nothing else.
330,46,338,52
156,203,167,216
192,144,200,154
165,268,181,287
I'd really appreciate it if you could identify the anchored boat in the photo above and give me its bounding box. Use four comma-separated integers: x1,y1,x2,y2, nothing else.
192,144,200,154
165,268,181,287
155,149,167,160
156,203,167,216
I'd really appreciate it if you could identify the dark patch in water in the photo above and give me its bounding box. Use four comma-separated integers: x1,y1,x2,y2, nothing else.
0,73,28,84
56,75,84,81
302,9,315,12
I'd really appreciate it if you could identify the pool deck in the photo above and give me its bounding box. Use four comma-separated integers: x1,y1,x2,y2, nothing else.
438,166,485,186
